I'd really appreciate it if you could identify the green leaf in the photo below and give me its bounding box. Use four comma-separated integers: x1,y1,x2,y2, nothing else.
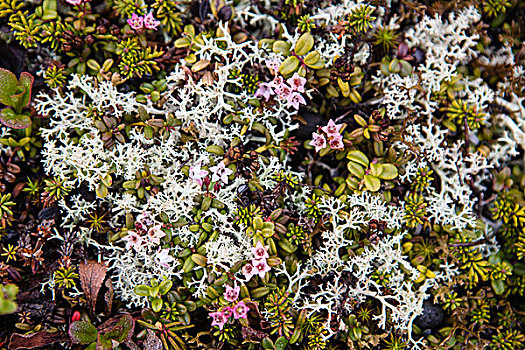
275,336,289,350
158,279,173,295
134,285,150,297
105,314,134,343
347,150,369,167
0,68,20,106
491,279,505,295
0,299,17,315
18,72,34,109
95,183,108,198
378,164,398,180
294,32,314,56
42,0,58,20
303,51,320,66
279,56,300,76
0,108,31,129
364,175,380,192
369,163,383,177
151,298,163,313
272,40,291,55
347,162,365,179
69,321,98,344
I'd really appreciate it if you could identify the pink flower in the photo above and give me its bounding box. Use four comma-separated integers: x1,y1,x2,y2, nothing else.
137,211,154,227
222,306,233,318
233,301,249,319
209,161,233,184
122,231,144,252
265,58,280,74
287,73,307,92
321,119,343,136
275,83,293,100
252,258,271,279
155,248,175,268
242,263,255,280
147,224,166,245
65,0,83,5
251,241,269,260
224,284,240,303
286,92,306,110
127,13,144,31
329,134,344,150
270,76,284,88
209,311,228,329
254,82,274,102
309,132,327,152
189,163,208,186
143,12,161,30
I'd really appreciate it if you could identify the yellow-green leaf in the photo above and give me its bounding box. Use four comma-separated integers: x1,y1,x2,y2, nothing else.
279,56,300,75
378,164,398,180
294,32,314,56
364,175,380,192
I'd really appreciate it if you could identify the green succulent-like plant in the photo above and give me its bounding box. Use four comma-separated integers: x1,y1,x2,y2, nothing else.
246,216,275,243
0,284,18,315
134,278,173,313
270,32,325,77
346,150,398,192
0,68,34,129
69,314,135,349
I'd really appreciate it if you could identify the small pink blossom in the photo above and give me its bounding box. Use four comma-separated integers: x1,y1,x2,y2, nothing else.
309,132,327,152
251,241,269,261
209,311,228,329
222,306,233,318
270,76,284,88
254,82,274,102
122,230,143,252
252,259,271,279
155,248,175,268
224,284,240,303
287,73,306,92
137,211,154,227
65,0,83,5
265,58,281,74
242,263,255,280
209,161,233,184
329,134,344,150
189,163,208,186
275,83,293,100
321,119,343,136
127,13,144,31
147,224,166,245
286,92,306,110
233,301,249,319
143,12,161,30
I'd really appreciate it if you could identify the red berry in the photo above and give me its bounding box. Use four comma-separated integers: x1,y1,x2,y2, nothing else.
72,311,81,322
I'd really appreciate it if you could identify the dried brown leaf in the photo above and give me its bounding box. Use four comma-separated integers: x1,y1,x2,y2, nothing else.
9,331,68,349
79,260,107,313
104,278,113,314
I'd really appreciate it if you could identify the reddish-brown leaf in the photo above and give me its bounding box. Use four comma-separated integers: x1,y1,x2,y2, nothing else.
78,260,107,313
9,331,68,349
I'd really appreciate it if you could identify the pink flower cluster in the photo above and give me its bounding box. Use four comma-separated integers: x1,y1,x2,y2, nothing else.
309,119,344,152
254,65,307,110
65,0,87,5
209,284,249,329
127,12,161,31
189,161,233,187
241,241,271,280
122,212,167,252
